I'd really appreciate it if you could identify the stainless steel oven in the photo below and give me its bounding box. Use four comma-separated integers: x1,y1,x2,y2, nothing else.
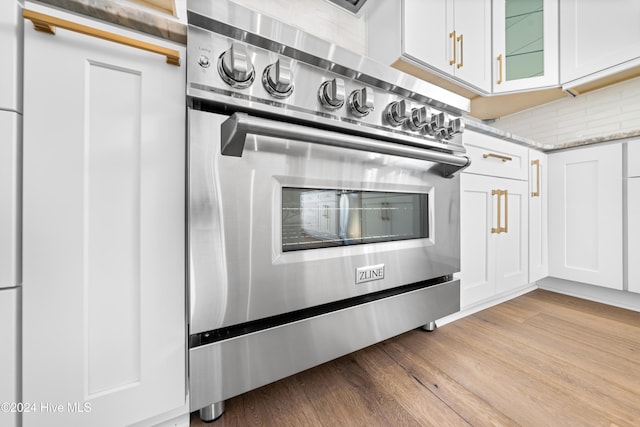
186,0,471,421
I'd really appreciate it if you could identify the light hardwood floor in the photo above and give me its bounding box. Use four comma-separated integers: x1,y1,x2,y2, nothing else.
190,289,640,426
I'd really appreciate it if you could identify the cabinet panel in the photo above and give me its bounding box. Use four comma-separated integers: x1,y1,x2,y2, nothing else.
548,144,623,289
529,150,548,282
453,0,492,91
628,178,640,293
560,0,640,84
495,179,529,293
628,140,640,177
460,173,528,308
463,130,529,180
493,0,558,92
460,174,494,307
23,7,186,426
404,0,452,75
369,0,491,93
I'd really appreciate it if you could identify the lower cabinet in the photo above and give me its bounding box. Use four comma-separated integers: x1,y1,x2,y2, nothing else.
548,143,623,289
460,173,529,307
629,178,640,293
22,5,186,426
528,150,548,282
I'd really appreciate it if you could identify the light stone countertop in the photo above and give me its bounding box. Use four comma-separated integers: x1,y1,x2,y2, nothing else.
464,117,640,152
32,0,187,44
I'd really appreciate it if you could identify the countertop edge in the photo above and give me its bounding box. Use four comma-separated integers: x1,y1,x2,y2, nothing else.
31,0,187,45
464,118,640,152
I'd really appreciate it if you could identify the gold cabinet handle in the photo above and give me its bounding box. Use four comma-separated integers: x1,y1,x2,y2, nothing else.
531,159,540,197
497,54,503,84
491,189,509,234
483,153,512,162
23,9,181,66
449,30,457,66
457,34,463,69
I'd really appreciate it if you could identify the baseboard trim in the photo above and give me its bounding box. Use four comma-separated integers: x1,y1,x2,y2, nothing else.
538,277,640,312
436,284,538,327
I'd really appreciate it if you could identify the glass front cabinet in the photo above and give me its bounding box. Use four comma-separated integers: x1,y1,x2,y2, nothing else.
492,0,559,93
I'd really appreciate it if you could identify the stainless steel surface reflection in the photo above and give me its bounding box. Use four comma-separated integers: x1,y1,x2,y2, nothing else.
187,0,466,418
189,109,461,335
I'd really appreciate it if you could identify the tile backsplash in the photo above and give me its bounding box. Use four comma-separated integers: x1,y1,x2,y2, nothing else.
492,77,640,145
230,0,367,56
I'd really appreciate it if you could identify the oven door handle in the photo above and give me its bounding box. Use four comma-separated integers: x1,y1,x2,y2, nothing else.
221,113,471,178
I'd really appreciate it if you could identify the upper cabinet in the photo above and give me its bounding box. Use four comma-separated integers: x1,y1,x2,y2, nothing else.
560,0,640,88
492,0,558,93
367,0,492,93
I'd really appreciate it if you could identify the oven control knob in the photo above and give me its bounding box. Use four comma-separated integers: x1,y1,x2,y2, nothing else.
446,117,465,138
407,106,431,131
426,111,448,135
318,78,345,110
348,87,374,117
217,42,255,88
262,58,294,98
384,100,411,126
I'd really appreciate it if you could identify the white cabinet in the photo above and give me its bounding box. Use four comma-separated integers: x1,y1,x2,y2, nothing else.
0,0,22,112
528,150,548,282
367,0,492,93
629,178,640,293
22,5,186,427
560,0,640,86
460,174,529,307
627,140,640,293
460,131,529,308
492,0,558,93
548,144,623,289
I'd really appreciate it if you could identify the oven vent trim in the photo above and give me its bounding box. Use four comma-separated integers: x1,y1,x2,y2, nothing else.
189,274,453,348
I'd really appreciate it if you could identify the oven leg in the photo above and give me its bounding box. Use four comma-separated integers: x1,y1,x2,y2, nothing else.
199,401,225,422
421,321,437,332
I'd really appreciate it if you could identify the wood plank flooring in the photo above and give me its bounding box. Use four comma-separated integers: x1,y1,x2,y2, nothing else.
189,289,640,426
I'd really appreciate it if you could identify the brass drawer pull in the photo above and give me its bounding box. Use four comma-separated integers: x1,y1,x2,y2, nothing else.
23,9,181,66
457,34,463,69
531,159,540,197
497,54,504,84
491,189,508,234
483,153,512,162
449,30,457,66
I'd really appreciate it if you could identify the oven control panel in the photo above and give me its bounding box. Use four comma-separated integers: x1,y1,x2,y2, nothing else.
188,26,466,153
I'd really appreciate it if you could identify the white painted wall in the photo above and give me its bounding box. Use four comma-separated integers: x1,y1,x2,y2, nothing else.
230,0,367,55
492,77,640,146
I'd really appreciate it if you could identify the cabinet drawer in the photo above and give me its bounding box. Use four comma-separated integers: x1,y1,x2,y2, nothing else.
463,130,529,180
627,139,640,177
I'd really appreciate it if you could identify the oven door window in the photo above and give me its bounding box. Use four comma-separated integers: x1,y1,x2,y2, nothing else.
282,188,429,252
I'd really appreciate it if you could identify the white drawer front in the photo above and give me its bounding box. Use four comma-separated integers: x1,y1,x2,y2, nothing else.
463,131,529,180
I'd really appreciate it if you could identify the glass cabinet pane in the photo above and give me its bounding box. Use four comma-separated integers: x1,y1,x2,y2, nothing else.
505,0,544,80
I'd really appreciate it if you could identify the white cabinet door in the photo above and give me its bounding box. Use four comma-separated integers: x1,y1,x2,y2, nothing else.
460,174,528,308
452,0,492,92
529,150,548,282
23,7,186,427
373,0,491,93
560,0,640,85
0,0,22,112
495,178,529,293
492,0,559,93
460,174,495,307
548,144,623,289
404,0,452,76
628,178,640,293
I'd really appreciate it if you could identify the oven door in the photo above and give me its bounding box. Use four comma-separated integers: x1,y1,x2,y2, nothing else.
189,110,464,335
